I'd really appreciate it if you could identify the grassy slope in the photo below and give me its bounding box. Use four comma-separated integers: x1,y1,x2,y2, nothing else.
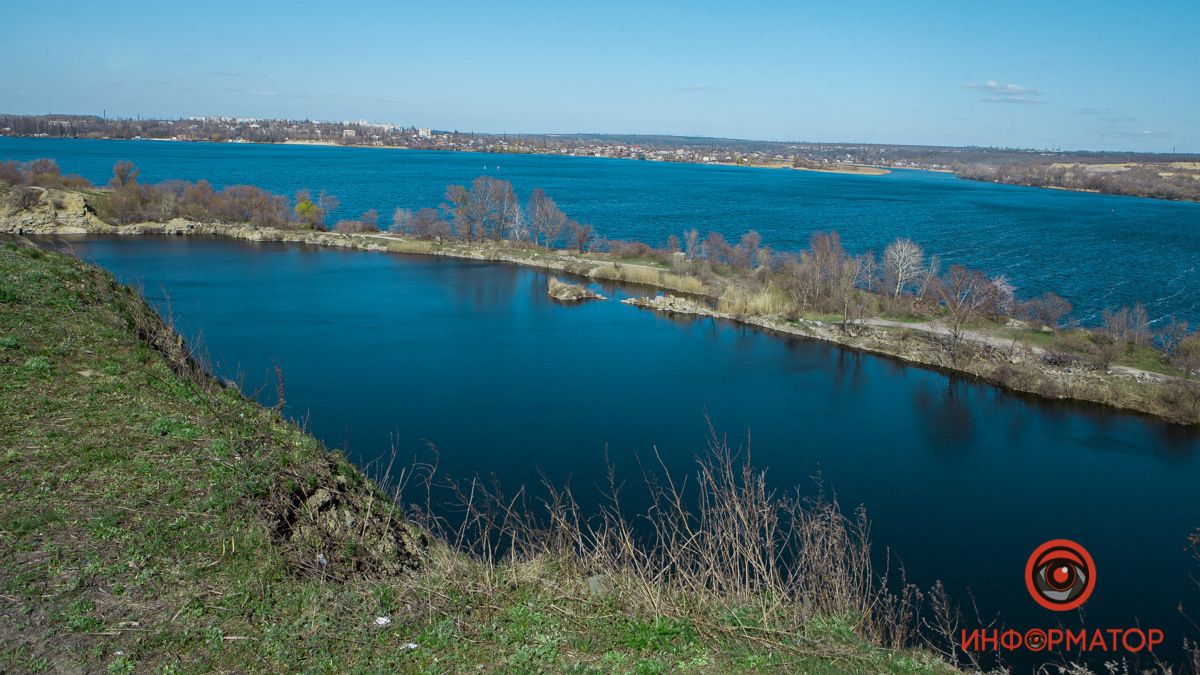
0,242,952,673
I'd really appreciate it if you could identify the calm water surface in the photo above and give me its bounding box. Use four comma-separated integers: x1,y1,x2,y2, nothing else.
5,136,1200,326
54,236,1200,669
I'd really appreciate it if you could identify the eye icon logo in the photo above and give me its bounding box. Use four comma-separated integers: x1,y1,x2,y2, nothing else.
1025,539,1095,611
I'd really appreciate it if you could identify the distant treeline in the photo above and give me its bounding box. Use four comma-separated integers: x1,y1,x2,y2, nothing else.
4,157,1200,381
957,162,1200,201
6,113,1199,166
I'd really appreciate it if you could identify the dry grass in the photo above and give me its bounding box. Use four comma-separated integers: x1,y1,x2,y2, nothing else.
718,284,793,317
589,262,708,295
382,237,440,255
396,425,927,666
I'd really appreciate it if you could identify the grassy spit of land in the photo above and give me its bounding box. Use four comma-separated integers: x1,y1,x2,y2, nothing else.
791,160,891,176
956,161,1200,202
3,168,1198,427
0,239,962,673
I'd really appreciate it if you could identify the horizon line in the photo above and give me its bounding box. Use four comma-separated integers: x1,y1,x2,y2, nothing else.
3,111,1196,158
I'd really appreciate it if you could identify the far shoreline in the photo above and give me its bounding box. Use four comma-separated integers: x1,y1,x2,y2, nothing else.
14,133,1200,201
13,136,1200,204
0,134,901,178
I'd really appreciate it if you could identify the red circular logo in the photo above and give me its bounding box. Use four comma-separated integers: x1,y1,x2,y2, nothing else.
1025,539,1095,611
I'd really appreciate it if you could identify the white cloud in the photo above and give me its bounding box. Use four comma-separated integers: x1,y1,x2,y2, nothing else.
1099,129,1172,139
964,80,1046,104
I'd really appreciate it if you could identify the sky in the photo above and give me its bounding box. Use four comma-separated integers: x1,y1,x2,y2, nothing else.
2,0,1197,152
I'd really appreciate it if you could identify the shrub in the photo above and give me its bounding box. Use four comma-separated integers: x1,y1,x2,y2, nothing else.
1176,334,1200,380
335,210,380,234
0,158,94,191
5,186,42,210
0,161,24,186
1019,291,1072,328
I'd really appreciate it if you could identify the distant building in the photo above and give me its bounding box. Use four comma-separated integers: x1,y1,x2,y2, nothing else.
418,128,431,139
342,129,356,139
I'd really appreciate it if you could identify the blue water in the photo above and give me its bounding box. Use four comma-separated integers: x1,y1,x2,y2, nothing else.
4,137,1200,326
52,236,1200,670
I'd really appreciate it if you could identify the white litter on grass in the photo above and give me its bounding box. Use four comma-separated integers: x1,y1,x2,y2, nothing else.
374,616,392,626
404,643,419,650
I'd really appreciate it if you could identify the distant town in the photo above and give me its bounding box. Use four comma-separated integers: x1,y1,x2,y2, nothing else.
3,113,1199,201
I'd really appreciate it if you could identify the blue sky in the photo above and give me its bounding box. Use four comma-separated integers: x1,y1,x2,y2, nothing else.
3,0,1197,151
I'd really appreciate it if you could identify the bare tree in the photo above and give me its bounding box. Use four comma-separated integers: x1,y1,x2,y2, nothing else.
990,276,1015,317
838,256,864,332
932,265,997,352
1088,333,1125,372
0,160,22,186
570,221,594,252
1101,304,1149,346
683,229,700,260
809,231,848,303
317,191,339,222
443,184,472,240
528,188,567,249
1020,292,1072,329
758,245,773,273
1176,334,1200,380
779,251,819,316
703,231,731,263
883,238,924,298
1130,303,1151,347
1155,317,1190,356
504,201,530,242
487,178,518,239
461,176,516,239
731,230,762,271
391,208,413,234
362,209,379,230
410,207,450,241
859,251,878,293
110,160,140,188
919,253,941,299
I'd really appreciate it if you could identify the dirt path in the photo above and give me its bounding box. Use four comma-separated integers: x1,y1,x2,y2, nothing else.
861,318,1168,382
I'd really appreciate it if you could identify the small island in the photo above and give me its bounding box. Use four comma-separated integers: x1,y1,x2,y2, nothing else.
547,277,606,302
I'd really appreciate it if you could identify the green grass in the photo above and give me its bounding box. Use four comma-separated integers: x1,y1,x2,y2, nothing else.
0,241,954,672
382,237,440,255
801,312,846,324
1121,342,1177,375
877,313,928,325
583,253,671,269
995,326,1181,375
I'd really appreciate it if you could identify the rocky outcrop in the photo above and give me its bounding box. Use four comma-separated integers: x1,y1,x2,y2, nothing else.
622,294,724,317
270,457,425,580
0,188,111,234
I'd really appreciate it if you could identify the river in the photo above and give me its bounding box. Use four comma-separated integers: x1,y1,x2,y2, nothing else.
5,136,1200,326
45,234,1200,670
